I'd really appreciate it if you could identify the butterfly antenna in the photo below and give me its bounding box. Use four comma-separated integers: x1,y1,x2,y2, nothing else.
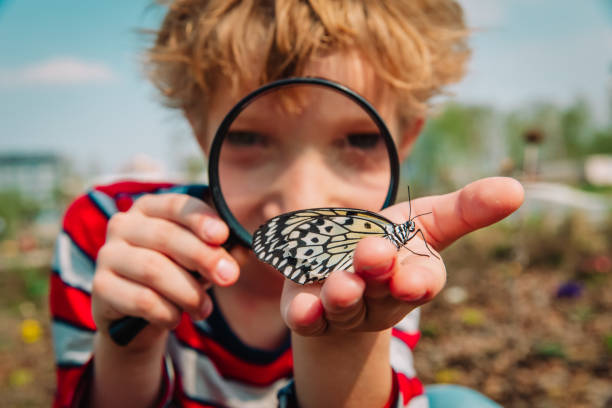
407,185,412,220
411,211,432,221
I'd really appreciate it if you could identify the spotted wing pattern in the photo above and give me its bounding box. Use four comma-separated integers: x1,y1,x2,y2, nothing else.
252,208,396,284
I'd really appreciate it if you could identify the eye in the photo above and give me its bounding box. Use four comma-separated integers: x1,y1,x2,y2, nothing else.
226,131,266,146
347,133,381,149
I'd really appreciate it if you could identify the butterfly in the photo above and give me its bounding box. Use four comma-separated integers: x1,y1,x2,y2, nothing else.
252,191,437,285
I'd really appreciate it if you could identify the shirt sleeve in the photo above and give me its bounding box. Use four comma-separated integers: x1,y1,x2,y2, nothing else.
50,191,104,407
50,189,176,407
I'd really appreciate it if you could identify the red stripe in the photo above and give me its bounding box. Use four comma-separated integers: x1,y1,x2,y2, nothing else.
62,194,109,260
53,362,92,408
116,195,134,212
94,181,174,197
178,400,217,408
50,274,96,330
391,328,421,350
62,182,174,260
383,368,399,408
174,314,293,386
396,372,424,406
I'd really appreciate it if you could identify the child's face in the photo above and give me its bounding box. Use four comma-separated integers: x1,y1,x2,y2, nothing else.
198,52,419,281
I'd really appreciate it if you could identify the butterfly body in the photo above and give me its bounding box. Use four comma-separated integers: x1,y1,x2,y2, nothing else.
253,207,427,285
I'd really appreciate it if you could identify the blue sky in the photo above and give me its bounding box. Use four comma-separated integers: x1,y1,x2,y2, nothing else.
0,1,610,175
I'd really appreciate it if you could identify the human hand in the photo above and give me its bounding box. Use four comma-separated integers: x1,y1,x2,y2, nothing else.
91,193,240,350
281,177,524,336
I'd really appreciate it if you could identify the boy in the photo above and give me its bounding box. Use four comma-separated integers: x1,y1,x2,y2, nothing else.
50,1,524,407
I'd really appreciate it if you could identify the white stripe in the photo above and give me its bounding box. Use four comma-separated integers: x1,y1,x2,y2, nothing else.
405,394,429,408
160,354,176,407
168,335,289,408
88,189,118,218
53,232,95,293
52,320,94,366
390,335,416,378
395,307,420,333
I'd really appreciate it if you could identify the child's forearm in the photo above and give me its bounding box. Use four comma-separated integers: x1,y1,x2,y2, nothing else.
292,329,393,408
91,332,168,408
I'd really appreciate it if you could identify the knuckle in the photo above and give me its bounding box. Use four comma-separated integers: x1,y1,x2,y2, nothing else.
91,271,107,295
158,307,182,329
133,287,158,316
140,252,162,286
106,212,127,236
133,193,154,210
166,194,186,216
182,287,205,312
150,221,172,252
96,243,113,264
92,269,115,298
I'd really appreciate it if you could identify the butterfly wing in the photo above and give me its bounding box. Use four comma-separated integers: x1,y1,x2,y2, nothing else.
253,208,395,284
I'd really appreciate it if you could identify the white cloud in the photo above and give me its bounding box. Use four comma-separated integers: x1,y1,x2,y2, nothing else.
0,57,115,86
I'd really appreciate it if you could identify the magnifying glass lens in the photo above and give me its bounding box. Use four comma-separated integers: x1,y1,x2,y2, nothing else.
217,83,392,235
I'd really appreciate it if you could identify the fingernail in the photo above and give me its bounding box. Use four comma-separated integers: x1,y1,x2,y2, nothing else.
215,258,238,284
203,218,226,241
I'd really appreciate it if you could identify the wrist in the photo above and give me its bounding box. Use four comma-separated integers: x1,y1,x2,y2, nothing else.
91,331,169,408
95,328,168,367
291,329,392,408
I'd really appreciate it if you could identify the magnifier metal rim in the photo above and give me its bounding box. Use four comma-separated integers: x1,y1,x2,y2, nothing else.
208,76,400,248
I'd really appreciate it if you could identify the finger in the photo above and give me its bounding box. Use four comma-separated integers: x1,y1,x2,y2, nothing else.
281,280,327,336
319,270,366,330
352,237,397,299
92,268,183,330
98,241,213,320
389,177,524,251
389,251,446,304
107,212,239,286
131,193,229,245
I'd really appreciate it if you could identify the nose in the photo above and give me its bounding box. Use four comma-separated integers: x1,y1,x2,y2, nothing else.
262,149,344,219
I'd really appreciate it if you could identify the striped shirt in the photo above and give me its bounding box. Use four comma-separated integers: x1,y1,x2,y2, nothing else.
50,181,427,408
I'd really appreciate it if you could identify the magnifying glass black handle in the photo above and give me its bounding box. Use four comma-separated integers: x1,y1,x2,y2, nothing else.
109,316,149,346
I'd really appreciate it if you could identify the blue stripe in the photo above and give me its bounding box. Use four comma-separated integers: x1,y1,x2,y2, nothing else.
52,231,95,293
52,319,95,366
87,189,118,219
122,184,209,203
52,317,96,333
59,227,95,263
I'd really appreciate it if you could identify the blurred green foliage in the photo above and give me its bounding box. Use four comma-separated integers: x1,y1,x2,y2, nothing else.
404,98,612,195
0,189,40,240
532,341,567,359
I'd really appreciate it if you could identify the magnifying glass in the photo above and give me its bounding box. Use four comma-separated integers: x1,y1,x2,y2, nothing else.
109,77,399,345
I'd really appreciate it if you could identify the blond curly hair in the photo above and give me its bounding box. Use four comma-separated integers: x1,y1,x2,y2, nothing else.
147,0,470,134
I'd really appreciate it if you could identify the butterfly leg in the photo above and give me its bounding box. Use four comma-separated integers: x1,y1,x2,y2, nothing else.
404,228,440,259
